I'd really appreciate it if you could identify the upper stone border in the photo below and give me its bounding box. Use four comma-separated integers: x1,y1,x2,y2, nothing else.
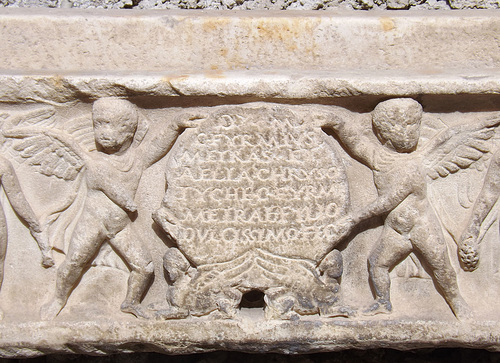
1,10,499,73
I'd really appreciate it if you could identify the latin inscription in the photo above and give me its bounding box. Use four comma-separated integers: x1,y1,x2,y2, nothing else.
164,105,349,265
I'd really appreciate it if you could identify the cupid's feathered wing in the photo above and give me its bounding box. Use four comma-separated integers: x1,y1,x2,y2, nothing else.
422,114,500,181
421,112,500,253
3,106,94,254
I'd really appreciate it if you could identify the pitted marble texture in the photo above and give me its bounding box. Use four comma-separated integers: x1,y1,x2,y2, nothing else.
1,11,500,73
0,0,498,10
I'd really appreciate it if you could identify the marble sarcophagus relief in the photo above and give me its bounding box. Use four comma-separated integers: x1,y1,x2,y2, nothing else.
1,10,500,357
1,95,500,353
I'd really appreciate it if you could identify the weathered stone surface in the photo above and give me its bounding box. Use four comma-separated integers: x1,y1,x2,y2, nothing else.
1,0,498,10
0,10,500,358
1,11,500,74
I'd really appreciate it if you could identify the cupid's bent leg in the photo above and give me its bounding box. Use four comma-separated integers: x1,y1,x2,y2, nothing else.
40,213,106,320
412,222,472,320
366,226,412,315
110,225,153,318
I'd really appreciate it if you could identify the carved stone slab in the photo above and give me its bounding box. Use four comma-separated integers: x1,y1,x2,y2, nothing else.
0,10,500,358
156,103,348,318
165,104,348,264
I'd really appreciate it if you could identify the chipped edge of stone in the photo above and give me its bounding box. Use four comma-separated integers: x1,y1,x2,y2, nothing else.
1,72,500,103
0,319,499,357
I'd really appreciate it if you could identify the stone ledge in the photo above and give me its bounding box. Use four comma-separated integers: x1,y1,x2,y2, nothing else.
0,318,499,357
1,72,500,103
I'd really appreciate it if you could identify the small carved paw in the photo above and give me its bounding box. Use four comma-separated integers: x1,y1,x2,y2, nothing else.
215,296,239,319
264,294,297,320
459,239,479,272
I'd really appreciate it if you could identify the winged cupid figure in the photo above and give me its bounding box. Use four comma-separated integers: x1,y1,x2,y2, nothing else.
4,98,203,320
315,98,500,320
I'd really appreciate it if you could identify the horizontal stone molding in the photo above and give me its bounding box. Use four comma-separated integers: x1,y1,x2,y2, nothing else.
1,72,500,103
0,10,499,73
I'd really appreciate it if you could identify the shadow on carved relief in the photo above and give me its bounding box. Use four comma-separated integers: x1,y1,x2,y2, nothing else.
131,94,500,115
0,97,498,324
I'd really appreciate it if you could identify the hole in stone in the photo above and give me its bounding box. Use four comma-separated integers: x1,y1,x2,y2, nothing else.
240,290,265,309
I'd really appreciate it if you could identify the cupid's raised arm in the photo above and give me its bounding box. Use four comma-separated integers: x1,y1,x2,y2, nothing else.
312,106,378,169
140,111,207,169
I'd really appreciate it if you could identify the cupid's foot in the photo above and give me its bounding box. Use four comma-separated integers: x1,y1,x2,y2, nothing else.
320,305,357,318
124,201,138,214
40,299,65,320
120,302,151,319
363,300,392,316
31,230,54,268
154,306,189,320
451,299,473,322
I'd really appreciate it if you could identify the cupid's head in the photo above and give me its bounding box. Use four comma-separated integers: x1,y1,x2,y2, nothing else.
372,98,423,153
92,97,139,154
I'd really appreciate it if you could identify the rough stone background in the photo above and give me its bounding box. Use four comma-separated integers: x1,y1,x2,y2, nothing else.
0,0,498,11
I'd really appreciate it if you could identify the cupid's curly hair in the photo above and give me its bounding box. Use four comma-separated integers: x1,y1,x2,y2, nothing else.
92,97,139,130
372,98,423,130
